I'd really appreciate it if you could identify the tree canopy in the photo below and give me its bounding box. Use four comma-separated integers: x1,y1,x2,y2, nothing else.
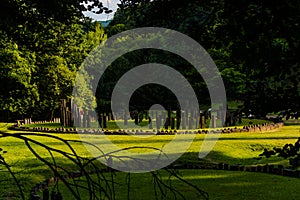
0,0,299,120
0,0,107,121
105,0,300,116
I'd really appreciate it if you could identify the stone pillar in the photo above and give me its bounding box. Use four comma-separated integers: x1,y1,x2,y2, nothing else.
201,115,206,129
149,117,153,129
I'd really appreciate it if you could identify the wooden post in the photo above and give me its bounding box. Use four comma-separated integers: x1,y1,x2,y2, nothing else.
134,114,138,125
171,117,175,129
185,110,189,128
167,107,171,129
124,111,128,126
162,111,166,127
212,115,217,128
77,108,81,127
156,115,161,130
86,111,91,128
164,117,169,129
60,99,66,127
176,109,181,130
98,112,103,128
82,112,86,128
188,116,193,129
149,117,153,129
182,112,186,129
201,115,206,129
195,112,200,129
103,114,107,128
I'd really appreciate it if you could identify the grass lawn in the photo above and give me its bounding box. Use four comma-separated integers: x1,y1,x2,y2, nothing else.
44,169,300,200
0,123,300,199
284,119,300,125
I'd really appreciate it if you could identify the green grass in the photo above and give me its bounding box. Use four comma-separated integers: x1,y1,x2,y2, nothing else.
235,118,270,126
1,123,300,199
284,119,300,125
42,169,300,200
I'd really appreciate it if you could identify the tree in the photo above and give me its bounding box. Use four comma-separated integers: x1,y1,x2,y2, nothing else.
214,0,300,115
100,0,225,113
0,0,111,25
0,31,38,120
0,1,108,121
110,0,300,116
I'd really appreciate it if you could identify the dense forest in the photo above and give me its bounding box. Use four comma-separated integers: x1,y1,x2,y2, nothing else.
106,0,300,117
0,0,299,121
0,0,110,121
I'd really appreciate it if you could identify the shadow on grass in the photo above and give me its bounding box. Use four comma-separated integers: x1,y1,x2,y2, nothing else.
160,150,285,167
77,134,300,148
0,132,209,200
169,169,300,200
45,169,300,200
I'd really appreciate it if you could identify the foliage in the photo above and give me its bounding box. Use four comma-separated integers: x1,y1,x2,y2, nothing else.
109,0,300,116
0,32,38,117
0,0,111,27
1,0,299,119
0,1,107,121
73,70,96,112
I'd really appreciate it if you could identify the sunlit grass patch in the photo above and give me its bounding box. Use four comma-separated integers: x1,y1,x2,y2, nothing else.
1,123,300,199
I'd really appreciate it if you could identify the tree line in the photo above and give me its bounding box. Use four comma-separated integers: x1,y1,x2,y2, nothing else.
104,0,300,117
0,0,299,121
0,0,109,121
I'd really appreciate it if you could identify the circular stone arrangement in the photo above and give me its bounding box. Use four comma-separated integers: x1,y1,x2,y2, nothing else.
10,122,284,135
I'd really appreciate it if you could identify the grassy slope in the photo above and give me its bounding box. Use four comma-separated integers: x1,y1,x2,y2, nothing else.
1,123,300,199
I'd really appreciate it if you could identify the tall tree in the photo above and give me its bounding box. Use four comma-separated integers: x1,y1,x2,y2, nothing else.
0,31,38,120
109,0,300,116
0,1,108,120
